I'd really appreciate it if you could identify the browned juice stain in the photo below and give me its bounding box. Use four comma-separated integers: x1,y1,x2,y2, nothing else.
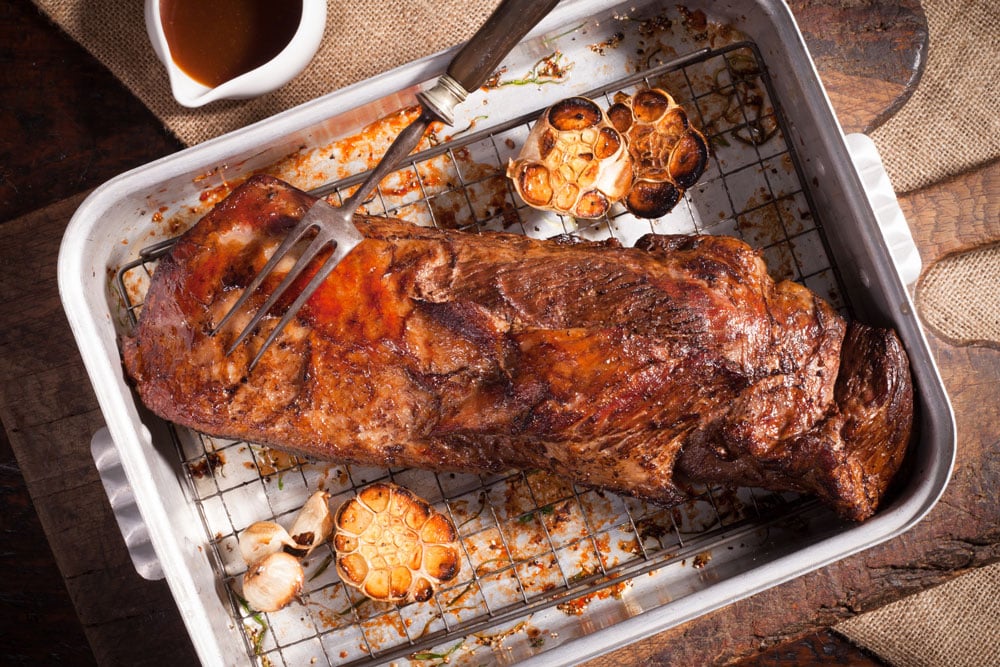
159,0,302,87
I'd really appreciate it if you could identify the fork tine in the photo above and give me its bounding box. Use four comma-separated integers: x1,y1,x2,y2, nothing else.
210,217,320,337
225,230,336,355
245,233,356,371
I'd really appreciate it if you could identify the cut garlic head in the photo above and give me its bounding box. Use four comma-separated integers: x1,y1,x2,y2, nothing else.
507,97,632,219
333,482,461,604
607,88,709,218
288,491,334,555
238,521,296,566
242,551,304,612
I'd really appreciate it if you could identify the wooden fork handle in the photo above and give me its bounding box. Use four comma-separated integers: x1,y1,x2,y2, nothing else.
447,0,561,93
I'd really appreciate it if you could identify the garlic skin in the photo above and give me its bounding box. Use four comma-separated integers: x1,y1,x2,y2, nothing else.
287,491,334,555
238,521,296,566
242,551,304,612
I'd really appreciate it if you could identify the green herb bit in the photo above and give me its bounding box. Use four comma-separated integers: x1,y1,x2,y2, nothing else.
445,556,511,607
337,597,369,617
475,556,507,574
236,595,266,628
236,596,269,656
450,115,489,140
519,503,555,524
710,134,731,149
500,52,574,87
458,491,488,529
411,639,465,662
542,22,586,49
308,554,333,581
446,580,478,608
734,115,777,146
251,625,268,657
474,620,528,648
727,52,760,78
642,46,664,71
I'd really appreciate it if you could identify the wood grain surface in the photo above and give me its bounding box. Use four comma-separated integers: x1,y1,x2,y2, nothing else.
788,0,927,134
0,194,200,666
5,0,994,666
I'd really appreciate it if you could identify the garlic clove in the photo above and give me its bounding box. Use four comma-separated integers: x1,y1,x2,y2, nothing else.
242,551,304,612
239,521,296,566
288,490,334,555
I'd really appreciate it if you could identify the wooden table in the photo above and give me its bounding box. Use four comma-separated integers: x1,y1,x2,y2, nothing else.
2,0,998,664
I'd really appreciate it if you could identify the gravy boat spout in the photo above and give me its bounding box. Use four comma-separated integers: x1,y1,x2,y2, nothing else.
144,0,326,108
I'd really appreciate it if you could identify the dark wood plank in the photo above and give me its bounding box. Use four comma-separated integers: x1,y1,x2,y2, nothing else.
0,0,182,225
790,0,928,134
0,425,95,666
0,196,198,666
0,2,181,657
734,630,886,666
903,159,1000,260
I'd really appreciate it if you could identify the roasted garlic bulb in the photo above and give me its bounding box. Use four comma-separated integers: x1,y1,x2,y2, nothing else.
607,88,709,218
508,89,709,220
506,96,632,219
333,482,461,604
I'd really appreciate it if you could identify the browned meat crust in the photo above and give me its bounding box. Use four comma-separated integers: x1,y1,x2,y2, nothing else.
123,175,913,521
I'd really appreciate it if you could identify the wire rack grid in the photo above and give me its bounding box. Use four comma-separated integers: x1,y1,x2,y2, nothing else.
115,40,845,667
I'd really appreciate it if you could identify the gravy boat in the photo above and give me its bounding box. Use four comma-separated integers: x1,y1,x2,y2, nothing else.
144,0,327,108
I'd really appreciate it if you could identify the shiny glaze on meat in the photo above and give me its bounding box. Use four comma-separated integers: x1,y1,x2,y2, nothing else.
123,175,913,521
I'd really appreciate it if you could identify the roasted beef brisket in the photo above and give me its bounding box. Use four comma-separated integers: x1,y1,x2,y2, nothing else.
123,175,913,521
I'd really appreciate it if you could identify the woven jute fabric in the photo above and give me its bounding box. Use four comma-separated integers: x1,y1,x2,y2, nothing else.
870,0,1000,194
837,561,1000,667
33,0,502,146
914,241,1000,347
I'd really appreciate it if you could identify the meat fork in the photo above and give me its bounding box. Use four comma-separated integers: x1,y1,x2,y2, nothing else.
212,0,560,370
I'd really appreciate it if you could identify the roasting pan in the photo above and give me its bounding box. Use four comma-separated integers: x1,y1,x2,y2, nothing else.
59,1,955,665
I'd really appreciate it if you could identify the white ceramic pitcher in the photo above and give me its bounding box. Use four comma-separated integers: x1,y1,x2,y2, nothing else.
145,0,326,107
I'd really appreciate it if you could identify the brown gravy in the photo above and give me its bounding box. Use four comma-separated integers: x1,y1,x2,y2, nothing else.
160,0,303,88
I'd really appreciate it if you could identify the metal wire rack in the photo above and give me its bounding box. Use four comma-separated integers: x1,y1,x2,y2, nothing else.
115,40,843,667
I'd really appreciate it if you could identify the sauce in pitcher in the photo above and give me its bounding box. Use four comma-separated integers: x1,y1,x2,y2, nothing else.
159,0,303,88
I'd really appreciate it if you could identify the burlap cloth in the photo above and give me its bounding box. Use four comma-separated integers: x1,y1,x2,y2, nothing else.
915,240,1000,349
836,560,1000,667
31,0,1000,665
870,0,1000,195
33,0,504,146
871,0,1000,352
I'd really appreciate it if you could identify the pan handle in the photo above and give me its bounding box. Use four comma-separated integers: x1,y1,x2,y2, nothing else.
91,426,165,580
845,134,921,285
419,0,561,124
